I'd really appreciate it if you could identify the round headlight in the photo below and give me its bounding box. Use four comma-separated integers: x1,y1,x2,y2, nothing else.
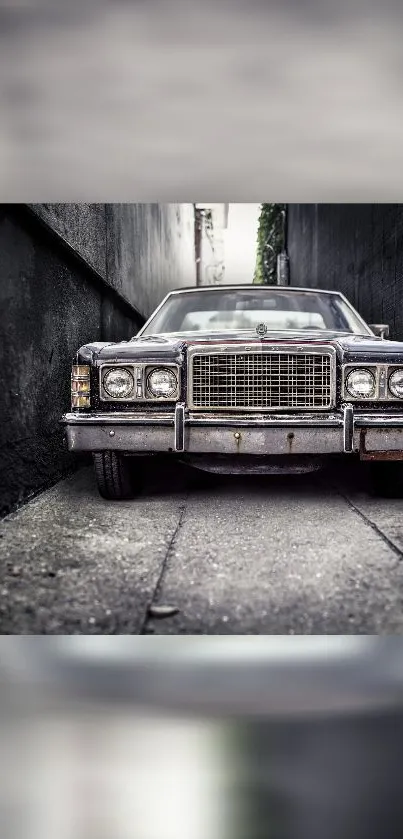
389,369,403,399
147,368,177,398
103,368,134,398
345,368,376,399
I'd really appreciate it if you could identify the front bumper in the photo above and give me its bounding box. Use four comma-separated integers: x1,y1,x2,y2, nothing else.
61,408,403,460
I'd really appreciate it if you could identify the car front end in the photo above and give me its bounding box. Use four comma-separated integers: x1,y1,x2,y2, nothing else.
61,287,403,498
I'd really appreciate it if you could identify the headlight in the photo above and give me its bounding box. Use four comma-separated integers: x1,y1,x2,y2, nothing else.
389,369,403,399
147,368,178,398
103,368,134,399
345,368,376,399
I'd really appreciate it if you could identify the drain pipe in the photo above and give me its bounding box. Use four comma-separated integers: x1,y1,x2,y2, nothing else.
276,205,290,286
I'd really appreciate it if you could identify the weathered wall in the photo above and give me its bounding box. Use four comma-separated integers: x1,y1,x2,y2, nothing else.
30,203,196,317
105,204,196,315
195,204,228,286
0,207,141,517
0,203,196,517
287,204,403,339
30,203,107,278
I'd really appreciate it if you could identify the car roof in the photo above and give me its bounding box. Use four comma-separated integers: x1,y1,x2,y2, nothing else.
167,285,340,295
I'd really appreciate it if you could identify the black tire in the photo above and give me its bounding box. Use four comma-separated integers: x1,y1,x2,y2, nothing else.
93,452,143,500
369,462,403,498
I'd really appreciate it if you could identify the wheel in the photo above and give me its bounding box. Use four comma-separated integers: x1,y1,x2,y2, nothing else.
369,462,403,498
93,452,143,500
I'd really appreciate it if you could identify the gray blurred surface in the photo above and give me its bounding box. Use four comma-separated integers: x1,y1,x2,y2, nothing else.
1,2,403,199
2,679,403,839
0,704,231,839
3,636,403,839
1,462,403,635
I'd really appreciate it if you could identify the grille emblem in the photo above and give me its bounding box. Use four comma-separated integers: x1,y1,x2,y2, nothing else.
256,322,268,337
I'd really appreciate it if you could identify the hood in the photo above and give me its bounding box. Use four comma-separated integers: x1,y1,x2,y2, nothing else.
78,329,403,364
134,329,403,353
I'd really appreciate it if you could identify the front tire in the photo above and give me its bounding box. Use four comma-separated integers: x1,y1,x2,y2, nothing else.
369,462,403,498
93,452,143,500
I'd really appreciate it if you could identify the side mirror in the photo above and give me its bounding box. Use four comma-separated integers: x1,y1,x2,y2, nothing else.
369,324,390,340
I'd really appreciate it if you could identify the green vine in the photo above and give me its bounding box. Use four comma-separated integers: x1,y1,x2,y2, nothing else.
253,204,285,285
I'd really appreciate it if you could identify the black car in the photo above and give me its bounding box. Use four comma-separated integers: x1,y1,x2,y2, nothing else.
61,285,403,499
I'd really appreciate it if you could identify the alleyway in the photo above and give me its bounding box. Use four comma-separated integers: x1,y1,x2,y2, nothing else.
1,463,403,634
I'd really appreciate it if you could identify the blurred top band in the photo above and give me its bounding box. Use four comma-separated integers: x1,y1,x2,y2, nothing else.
2,637,403,719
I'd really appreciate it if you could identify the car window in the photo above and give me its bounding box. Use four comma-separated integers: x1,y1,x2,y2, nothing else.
181,310,327,331
140,290,370,336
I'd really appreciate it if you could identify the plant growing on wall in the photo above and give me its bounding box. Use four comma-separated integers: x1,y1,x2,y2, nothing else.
253,204,285,284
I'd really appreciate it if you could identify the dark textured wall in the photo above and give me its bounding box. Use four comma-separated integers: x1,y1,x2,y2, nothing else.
287,204,403,339
0,207,142,517
30,203,196,317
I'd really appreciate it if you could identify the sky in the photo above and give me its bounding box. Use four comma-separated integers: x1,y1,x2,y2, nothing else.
223,203,261,284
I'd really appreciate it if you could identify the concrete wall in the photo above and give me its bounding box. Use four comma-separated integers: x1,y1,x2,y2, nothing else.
31,203,196,317
287,204,403,339
195,204,228,286
0,204,196,517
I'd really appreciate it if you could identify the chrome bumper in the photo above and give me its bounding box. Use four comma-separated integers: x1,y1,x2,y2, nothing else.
61,408,403,460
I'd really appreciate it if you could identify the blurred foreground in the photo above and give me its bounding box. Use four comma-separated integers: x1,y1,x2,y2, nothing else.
2,1,403,199
2,638,403,839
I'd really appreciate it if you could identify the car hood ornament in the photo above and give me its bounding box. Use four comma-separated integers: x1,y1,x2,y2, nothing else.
256,322,268,337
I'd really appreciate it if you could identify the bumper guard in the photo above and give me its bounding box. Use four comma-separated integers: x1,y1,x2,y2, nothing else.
60,407,403,460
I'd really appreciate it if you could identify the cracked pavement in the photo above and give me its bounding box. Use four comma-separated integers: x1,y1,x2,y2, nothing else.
1,461,403,634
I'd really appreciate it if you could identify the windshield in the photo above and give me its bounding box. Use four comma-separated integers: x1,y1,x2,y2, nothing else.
140,289,371,336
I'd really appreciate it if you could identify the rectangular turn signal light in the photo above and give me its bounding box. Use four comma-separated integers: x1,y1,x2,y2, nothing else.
71,365,90,379
71,365,90,409
71,394,90,409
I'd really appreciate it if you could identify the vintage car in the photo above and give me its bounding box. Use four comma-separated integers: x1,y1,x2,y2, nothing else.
61,285,403,499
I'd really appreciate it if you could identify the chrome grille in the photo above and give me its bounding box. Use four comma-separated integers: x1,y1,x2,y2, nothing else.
189,350,334,410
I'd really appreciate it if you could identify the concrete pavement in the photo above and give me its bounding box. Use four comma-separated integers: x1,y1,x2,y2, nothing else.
1,462,403,634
